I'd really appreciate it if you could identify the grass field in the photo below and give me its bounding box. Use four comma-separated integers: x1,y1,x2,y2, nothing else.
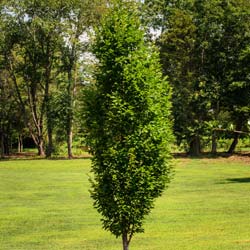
0,156,249,250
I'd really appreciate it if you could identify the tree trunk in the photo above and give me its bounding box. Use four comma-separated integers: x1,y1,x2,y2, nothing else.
4,133,10,155
227,132,240,155
0,132,4,158
67,127,73,159
38,139,45,156
66,67,76,159
122,232,129,250
18,134,23,153
44,45,53,158
227,123,242,155
10,136,13,153
46,124,53,158
189,135,201,156
211,131,217,154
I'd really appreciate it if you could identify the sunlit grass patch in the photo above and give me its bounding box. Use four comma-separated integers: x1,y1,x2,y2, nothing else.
0,157,249,250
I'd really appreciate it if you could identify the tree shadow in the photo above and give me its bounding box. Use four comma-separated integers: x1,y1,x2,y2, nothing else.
49,156,92,160
0,155,92,162
173,151,250,159
226,177,250,183
173,152,232,159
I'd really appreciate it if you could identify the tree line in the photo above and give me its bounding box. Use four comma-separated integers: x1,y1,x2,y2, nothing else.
0,0,250,158
144,0,250,155
0,0,107,158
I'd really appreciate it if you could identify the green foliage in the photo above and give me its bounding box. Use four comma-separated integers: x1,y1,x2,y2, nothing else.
145,0,250,154
83,0,173,245
0,0,105,156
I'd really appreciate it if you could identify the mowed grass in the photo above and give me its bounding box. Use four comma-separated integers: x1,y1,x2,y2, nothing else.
0,157,249,250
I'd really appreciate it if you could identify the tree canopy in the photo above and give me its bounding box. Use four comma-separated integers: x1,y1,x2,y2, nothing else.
143,0,250,155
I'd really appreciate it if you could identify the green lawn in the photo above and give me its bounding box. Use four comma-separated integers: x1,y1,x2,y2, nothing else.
0,157,249,250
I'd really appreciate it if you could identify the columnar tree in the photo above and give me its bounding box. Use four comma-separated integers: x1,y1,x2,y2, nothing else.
83,1,173,249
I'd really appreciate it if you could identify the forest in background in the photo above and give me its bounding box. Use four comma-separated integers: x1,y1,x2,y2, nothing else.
0,0,250,158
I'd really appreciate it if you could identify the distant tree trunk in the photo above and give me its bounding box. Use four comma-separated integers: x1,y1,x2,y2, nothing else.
0,131,4,158
32,124,45,157
227,123,242,155
38,139,45,156
212,100,220,155
18,134,23,153
46,95,53,158
64,22,81,159
44,42,53,158
66,65,77,159
189,135,201,156
31,132,45,156
122,232,129,250
4,133,10,155
227,133,240,155
211,130,217,154
46,125,53,158
28,87,46,157
10,136,13,153
20,137,23,152
67,127,73,159
66,71,73,159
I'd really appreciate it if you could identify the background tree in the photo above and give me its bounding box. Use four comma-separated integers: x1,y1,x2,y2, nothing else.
58,0,107,158
1,0,107,157
144,0,250,155
0,2,26,157
2,0,66,156
83,1,173,249
156,0,210,155
219,0,250,153
0,71,19,157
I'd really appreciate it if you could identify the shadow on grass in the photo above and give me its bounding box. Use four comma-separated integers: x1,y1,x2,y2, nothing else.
0,154,92,162
173,152,232,159
226,177,250,183
173,151,250,159
49,156,92,160
1,151,249,162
